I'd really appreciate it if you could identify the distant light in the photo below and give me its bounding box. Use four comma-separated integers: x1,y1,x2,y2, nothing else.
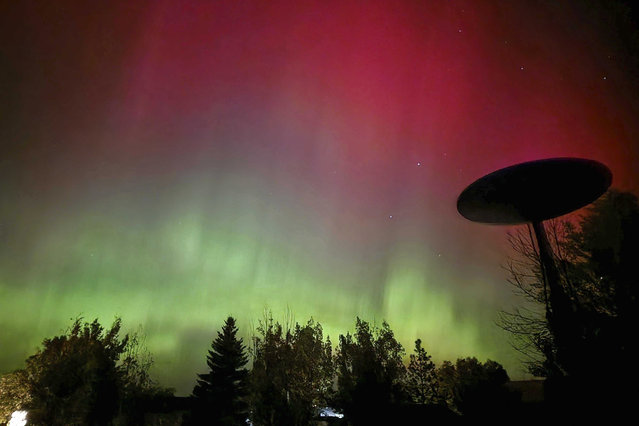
319,407,345,419
9,411,27,426
389,215,393,219
417,162,421,166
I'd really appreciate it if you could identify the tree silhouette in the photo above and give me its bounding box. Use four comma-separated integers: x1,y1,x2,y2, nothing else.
189,316,249,426
0,317,170,425
404,339,439,405
559,190,639,411
0,317,140,425
249,314,333,426
335,318,406,425
117,330,174,425
436,357,514,418
498,190,639,413
497,218,567,377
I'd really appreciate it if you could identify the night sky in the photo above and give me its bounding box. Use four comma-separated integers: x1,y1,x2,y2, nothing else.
2,1,638,395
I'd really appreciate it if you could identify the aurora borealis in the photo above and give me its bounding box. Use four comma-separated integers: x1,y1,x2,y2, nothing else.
1,1,639,395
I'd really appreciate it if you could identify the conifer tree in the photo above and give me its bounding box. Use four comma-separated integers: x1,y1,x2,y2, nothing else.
189,316,249,426
405,339,440,405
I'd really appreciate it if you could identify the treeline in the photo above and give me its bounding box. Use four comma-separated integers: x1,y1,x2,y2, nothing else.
1,314,519,425
188,314,517,425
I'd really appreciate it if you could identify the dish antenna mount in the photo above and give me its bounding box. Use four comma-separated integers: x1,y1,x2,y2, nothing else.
457,157,612,367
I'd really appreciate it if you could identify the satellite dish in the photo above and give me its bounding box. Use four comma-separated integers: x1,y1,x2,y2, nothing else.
457,157,612,224
456,157,613,367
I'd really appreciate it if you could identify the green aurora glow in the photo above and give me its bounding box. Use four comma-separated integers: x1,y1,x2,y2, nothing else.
2,1,639,395
1,172,514,394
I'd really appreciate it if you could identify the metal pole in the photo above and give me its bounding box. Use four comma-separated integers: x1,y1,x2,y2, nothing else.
531,222,564,319
531,220,576,374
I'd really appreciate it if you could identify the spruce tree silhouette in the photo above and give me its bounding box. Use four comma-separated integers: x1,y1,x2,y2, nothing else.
188,316,249,426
